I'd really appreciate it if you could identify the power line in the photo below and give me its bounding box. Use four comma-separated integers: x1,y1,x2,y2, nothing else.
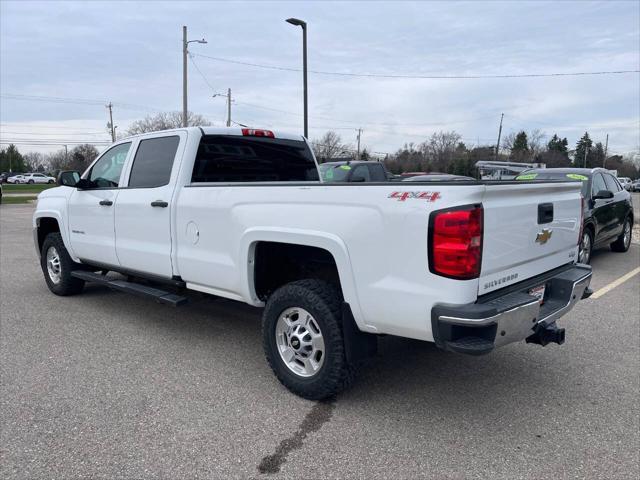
193,53,640,80
0,94,161,113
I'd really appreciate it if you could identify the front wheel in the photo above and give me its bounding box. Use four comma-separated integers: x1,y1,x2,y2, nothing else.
611,218,632,252
40,232,85,295
48,179,54,184
262,279,354,400
28,180,34,184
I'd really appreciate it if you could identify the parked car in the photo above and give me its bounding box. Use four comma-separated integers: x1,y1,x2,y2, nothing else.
630,180,640,192
22,173,56,184
0,172,19,183
403,174,475,182
0,183,3,204
318,160,391,182
6,174,26,184
34,127,592,399
517,168,633,264
617,177,632,191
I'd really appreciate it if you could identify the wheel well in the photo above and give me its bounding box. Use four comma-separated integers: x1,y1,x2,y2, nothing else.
37,217,60,252
253,242,342,301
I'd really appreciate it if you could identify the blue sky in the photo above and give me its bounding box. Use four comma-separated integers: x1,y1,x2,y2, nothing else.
1,0,638,156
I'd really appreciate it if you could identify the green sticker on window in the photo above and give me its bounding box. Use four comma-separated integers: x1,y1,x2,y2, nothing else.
566,173,588,181
325,169,334,180
516,173,538,180
339,165,351,170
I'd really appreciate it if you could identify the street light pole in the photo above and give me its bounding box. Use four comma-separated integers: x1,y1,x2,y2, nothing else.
286,18,308,138
182,25,207,128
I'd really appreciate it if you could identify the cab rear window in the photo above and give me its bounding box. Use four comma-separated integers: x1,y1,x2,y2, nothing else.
192,135,319,183
515,171,590,197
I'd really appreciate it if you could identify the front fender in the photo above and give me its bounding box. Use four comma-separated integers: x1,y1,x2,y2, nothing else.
238,227,375,333
33,196,78,262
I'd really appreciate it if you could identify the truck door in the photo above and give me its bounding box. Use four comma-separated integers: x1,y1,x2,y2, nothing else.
114,133,183,278
67,142,132,266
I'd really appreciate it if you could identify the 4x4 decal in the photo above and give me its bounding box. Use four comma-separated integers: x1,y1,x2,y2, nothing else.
388,191,441,202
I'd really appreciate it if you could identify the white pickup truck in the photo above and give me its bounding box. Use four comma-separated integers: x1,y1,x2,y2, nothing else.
34,127,592,399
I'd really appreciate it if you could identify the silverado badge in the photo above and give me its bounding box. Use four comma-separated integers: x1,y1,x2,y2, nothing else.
535,228,553,245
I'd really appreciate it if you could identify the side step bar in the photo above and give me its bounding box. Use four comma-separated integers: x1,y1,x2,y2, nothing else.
71,271,188,307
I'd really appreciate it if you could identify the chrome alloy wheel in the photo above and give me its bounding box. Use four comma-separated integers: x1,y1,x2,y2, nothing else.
579,232,591,264
275,307,325,378
46,246,62,284
623,221,631,249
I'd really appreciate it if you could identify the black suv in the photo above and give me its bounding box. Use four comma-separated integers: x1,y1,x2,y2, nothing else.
517,168,633,263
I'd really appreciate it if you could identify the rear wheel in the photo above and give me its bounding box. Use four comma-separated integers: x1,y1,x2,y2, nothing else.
28,180,34,184
579,229,593,264
40,232,85,295
262,279,354,400
611,218,632,252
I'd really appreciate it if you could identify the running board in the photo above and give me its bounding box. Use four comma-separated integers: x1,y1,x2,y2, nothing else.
71,271,188,307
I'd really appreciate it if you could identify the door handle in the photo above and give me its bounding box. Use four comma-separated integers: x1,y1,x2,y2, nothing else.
151,200,168,208
99,200,113,206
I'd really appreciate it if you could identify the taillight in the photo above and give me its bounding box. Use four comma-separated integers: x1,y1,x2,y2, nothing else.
242,128,274,138
429,205,483,280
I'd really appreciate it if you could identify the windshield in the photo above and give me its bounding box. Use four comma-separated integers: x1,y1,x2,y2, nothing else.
516,171,590,197
319,164,352,182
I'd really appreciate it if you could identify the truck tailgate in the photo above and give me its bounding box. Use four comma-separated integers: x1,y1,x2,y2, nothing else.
479,182,582,295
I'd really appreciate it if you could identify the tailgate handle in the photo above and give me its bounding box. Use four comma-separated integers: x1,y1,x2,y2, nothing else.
538,203,554,224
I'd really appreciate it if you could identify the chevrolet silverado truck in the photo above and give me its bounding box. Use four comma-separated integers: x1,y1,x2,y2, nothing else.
33,127,592,399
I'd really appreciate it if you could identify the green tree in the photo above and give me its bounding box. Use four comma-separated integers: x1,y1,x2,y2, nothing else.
360,148,370,161
540,134,571,167
510,131,529,161
574,132,593,167
0,144,27,172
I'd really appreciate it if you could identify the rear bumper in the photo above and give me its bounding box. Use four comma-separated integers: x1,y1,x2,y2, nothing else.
431,264,592,355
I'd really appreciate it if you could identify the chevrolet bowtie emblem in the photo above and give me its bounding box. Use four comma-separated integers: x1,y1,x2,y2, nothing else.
535,228,553,244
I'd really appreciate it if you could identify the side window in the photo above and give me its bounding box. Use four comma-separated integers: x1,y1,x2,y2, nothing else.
351,165,371,182
128,136,180,188
591,173,607,196
603,174,620,193
368,163,387,182
87,142,131,188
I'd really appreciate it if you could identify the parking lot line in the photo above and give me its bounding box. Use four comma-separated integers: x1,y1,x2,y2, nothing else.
591,266,640,299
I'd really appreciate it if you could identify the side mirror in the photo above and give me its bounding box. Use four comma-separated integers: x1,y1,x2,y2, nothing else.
593,190,613,200
58,170,81,187
351,175,366,182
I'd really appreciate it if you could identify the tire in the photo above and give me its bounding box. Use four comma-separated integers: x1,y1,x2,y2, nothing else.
40,232,85,295
28,180,34,184
48,180,54,184
611,218,632,252
579,228,593,264
262,279,355,400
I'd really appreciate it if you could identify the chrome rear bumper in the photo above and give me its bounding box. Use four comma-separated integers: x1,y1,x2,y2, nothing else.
431,264,592,355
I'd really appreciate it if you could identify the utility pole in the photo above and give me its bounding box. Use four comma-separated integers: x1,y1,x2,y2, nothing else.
106,102,115,142
64,145,68,166
182,26,188,128
494,113,504,161
603,133,609,167
227,88,232,127
356,128,362,160
182,26,207,128
583,145,589,168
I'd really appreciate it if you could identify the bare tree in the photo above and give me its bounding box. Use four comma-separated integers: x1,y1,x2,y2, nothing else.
68,144,99,172
423,131,462,172
528,129,547,161
45,149,70,172
126,111,211,135
312,131,352,162
23,152,48,172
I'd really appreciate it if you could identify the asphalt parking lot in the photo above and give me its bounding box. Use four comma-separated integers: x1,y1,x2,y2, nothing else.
1,203,639,479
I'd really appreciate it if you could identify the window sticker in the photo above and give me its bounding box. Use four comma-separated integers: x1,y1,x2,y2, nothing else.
325,169,334,180
515,173,538,180
566,173,588,181
339,165,351,170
